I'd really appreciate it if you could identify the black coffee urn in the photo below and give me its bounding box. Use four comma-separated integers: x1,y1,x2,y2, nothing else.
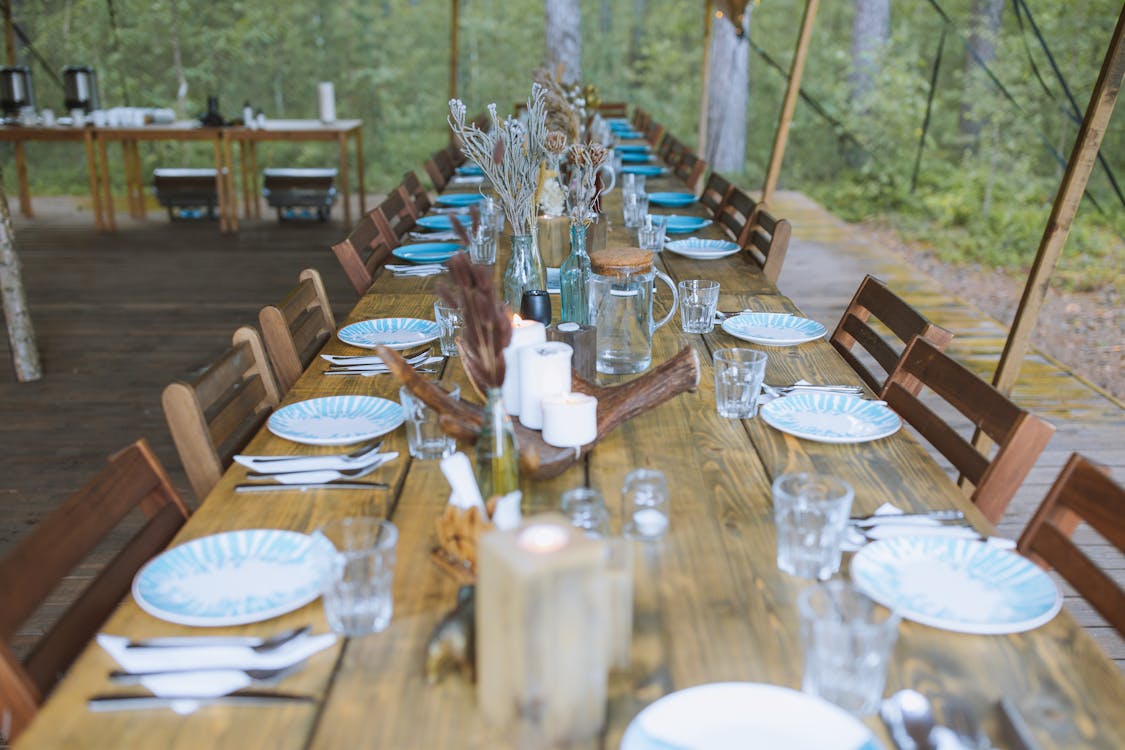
63,65,98,112
0,66,34,118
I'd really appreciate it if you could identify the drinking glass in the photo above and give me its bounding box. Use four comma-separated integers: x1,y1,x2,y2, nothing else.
623,192,649,230
622,468,669,540
399,384,459,460
678,280,721,334
798,581,900,714
434,302,464,357
713,348,768,418
622,172,645,199
469,225,497,265
313,518,398,637
773,472,854,580
637,214,667,254
560,487,610,538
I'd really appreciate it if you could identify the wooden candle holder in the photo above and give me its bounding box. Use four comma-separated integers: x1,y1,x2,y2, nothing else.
374,345,701,479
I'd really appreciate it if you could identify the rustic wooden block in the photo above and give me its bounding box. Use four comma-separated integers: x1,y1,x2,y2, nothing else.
547,322,597,382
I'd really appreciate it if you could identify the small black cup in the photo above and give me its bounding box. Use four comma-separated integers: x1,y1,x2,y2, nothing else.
520,289,552,325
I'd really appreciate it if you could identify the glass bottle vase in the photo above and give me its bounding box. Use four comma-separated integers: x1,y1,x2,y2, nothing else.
474,387,520,500
559,222,591,324
502,232,547,310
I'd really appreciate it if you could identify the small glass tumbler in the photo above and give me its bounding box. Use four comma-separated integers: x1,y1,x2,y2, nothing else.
773,472,854,580
399,384,459,460
637,214,667,254
623,191,649,229
434,302,464,357
798,581,900,714
622,172,645,198
713,348,768,418
560,487,610,538
469,225,497,265
622,468,669,540
678,280,721,334
313,518,398,637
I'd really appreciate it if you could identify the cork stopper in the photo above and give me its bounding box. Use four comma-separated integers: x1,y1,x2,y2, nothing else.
590,246,653,276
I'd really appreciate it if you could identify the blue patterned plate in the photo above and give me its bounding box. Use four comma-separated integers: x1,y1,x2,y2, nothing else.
622,164,666,176
337,317,440,350
621,683,882,750
268,395,404,446
760,393,900,444
455,164,483,176
132,530,322,627
415,214,454,231
721,312,826,345
392,242,463,263
664,238,740,259
648,191,696,208
663,215,712,234
436,193,484,207
852,537,1062,634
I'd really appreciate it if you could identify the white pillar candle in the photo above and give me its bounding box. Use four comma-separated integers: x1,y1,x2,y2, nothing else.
541,393,598,448
317,82,336,123
501,317,546,415
518,342,573,429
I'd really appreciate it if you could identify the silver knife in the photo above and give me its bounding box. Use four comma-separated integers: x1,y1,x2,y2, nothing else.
88,691,315,712
235,481,389,493
850,510,965,527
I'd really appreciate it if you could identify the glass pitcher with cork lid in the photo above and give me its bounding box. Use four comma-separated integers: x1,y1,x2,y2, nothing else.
588,246,678,375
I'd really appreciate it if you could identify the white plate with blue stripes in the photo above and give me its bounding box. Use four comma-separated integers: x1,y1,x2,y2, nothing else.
132,529,323,627
721,312,826,345
664,238,740,259
337,317,440,350
851,537,1062,634
268,395,404,446
760,392,901,444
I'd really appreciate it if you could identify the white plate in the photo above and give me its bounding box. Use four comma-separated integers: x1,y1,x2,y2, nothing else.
760,392,901,444
621,682,882,750
132,530,322,627
721,312,826,345
337,317,440,350
664,238,740,259
268,395,404,446
851,537,1062,634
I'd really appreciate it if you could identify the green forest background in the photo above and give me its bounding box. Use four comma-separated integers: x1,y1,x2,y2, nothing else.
6,0,1123,290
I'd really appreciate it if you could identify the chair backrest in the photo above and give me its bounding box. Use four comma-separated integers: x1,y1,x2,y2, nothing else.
162,326,280,500
444,143,465,168
1017,453,1125,635
374,186,418,242
400,170,432,217
716,185,756,243
424,148,454,192
881,337,1055,523
699,171,733,217
646,121,666,149
742,204,791,283
598,101,628,118
659,133,680,163
830,275,954,395
259,268,336,394
0,439,190,740
673,150,707,192
330,210,397,297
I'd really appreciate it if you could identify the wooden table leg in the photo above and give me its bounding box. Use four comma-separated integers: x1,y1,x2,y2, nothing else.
14,142,32,218
222,133,238,233
84,131,105,232
338,132,351,225
354,128,365,216
212,137,229,233
249,142,260,218
97,136,117,232
133,142,147,219
121,142,137,218
238,139,251,220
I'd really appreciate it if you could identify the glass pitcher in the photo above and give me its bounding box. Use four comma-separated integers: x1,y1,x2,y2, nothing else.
588,247,678,375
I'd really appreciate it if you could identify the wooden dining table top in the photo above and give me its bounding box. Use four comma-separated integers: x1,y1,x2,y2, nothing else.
17,148,1125,750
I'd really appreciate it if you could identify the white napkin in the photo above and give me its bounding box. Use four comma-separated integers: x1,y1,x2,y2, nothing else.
98,632,337,698
842,503,1015,552
450,175,484,186
491,491,522,530
440,452,486,513
407,230,459,241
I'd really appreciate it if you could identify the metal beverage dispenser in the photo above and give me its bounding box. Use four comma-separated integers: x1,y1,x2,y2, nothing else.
63,65,98,113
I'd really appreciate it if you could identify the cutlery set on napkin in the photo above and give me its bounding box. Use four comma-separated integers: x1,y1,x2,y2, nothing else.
844,504,1015,551
320,349,440,376
407,230,460,242
92,626,336,713
387,263,447,277
233,439,398,492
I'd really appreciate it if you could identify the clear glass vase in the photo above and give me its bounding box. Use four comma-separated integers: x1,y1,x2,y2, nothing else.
502,232,546,310
474,387,520,499
559,222,591,324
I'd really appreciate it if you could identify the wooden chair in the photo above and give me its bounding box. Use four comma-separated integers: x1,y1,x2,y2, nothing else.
699,171,734,217
259,268,336,394
881,337,1055,524
716,188,792,283
658,133,679,164
598,101,628,118
645,120,666,149
1018,453,1125,635
400,170,432,217
330,210,397,297
672,150,707,192
830,275,954,395
373,185,418,242
424,148,455,193
162,327,280,500
0,439,190,741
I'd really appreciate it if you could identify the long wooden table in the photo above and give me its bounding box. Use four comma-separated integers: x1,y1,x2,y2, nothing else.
0,125,106,229
16,153,1125,749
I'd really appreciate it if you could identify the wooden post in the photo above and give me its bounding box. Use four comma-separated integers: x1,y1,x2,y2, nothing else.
3,1,14,65
0,167,41,382
697,0,714,155
989,7,1124,399
449,0,460,102
760,0,819,206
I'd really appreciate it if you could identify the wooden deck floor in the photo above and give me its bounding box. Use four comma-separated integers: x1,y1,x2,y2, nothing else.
0,191,1120,671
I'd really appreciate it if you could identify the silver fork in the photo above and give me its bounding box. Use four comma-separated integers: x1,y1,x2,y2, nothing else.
245,453,394,482
766,383,864,395
241,441,383,464
109,661,306,686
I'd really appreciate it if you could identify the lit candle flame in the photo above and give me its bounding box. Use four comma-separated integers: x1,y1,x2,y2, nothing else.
518,524,569,554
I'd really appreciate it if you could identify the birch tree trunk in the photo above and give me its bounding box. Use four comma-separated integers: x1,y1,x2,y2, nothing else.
849,0,890,104
545,0,582,84
169,0,188,120
704,10,751,173
959,0,1004,142
0,167,41,382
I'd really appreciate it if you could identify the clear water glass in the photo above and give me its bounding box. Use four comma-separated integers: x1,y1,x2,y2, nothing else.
560,487,610,538
713,348,768,418
399,384,459,460
623,191,649,229
313,518,398,637
468,225,497,265
622,172,645,198
798,581,900,715
622,468,669,540
678,280,721,334
773,472,854,580
434,302,464,357
637,214,667,254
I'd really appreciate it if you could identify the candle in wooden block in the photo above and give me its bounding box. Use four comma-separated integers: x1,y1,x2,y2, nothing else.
547,322,597,381
477,514,609,746
518,342,572,430
501,316,546,415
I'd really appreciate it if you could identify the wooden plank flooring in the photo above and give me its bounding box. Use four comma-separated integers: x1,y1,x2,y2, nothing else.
0,190,1120,674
